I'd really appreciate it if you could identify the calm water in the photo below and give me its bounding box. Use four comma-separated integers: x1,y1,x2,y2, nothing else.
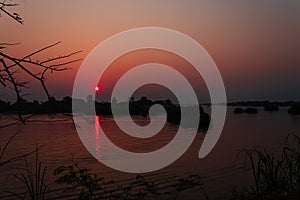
0,107,299,199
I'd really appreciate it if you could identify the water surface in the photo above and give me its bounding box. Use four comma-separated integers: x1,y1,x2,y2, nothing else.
0,107,299,199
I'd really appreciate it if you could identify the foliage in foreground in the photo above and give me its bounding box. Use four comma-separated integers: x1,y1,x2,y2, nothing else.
3,130,300,200
10,146,47,200
233,135,300,200
53,163,208,200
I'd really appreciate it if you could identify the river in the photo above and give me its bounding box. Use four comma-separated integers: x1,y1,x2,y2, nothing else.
0,106,299,199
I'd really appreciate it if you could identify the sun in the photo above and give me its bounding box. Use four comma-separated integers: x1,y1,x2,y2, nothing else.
95,86,100,92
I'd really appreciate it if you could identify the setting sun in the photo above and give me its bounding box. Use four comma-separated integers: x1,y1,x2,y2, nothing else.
95,86,100,92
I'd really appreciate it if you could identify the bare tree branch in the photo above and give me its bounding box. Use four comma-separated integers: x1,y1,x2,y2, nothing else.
0,1,82,126
0,1,23,24
40,50,82,65
0,44,81,124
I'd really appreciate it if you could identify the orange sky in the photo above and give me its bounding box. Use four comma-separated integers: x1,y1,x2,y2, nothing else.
1,0,300,102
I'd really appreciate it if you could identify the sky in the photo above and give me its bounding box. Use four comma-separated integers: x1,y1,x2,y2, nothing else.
1,0,300,102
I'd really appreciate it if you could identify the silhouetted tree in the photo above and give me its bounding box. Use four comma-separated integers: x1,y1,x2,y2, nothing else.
288,103,300,115
165,99,172,105
129,96,135,103
63,96,72,103
0,1,81,124
140,96,148,102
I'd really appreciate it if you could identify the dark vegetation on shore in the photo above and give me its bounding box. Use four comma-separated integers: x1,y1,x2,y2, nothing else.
228,101,299,107
233,135,300,200
54,164,207,200
2,134,299,200
288,104,300,115
2,98,299,114
1,97,299,131
230,101,300,115
0,96,211,131
52,134,300,200
1,98,299,118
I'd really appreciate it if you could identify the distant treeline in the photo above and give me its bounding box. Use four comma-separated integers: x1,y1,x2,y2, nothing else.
227,100,300,115
0,96,211,131
1,98,299,113
0,96,73,114
0,96,179,115
227,100,300,107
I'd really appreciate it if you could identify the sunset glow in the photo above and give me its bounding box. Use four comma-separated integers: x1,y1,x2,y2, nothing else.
0,0,299,102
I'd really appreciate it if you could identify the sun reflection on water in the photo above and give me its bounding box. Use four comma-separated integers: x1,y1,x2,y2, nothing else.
95,115,100,156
